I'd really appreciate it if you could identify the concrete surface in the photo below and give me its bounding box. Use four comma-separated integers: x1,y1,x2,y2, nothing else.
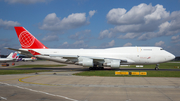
0,61,180,101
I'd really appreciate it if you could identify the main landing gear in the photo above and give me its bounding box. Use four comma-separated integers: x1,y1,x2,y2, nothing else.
155,64,159,70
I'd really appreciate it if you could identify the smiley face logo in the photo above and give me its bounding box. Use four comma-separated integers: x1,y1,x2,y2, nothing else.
19,31,35,48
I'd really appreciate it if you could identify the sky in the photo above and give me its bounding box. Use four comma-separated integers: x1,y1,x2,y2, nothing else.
0,0,180,56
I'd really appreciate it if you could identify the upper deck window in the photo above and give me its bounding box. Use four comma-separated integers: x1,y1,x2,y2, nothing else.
143,49,152,51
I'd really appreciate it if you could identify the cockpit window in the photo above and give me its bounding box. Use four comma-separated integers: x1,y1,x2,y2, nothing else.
160,48,163,50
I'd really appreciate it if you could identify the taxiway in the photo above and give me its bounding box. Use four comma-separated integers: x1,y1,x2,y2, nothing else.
0,61,180,101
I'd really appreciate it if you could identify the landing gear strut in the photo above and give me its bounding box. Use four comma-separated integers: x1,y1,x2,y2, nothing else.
155,64,159,70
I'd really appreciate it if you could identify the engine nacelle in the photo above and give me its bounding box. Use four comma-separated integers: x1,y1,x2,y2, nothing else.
77,57,94,67
105,59,120,68
111,60,120,68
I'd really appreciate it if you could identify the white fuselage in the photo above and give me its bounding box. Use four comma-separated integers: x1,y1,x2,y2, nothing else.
0,58,15,62
20,47,175,65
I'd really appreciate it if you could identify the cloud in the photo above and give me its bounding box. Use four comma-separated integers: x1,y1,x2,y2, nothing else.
62,42,68,45
171,35,180,43
123,43,132,47
172,35,179,40
107,3,169,25
39,12,88,31
101,40,115,48
60,40,88,48
106,3,154,25
106,40,115,47
118,33,139,39
5,0,50,4
100,3,180,40
0,19,20,30
42,35,59,41
89,10,97,18
138,19,180,40
69,29,91,40
99,30,114,39
155,41,165,46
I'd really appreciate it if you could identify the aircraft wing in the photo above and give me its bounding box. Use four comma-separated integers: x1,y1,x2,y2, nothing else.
41,53,127,62
28,49,130,68
28,50,128,62
5,47,33,56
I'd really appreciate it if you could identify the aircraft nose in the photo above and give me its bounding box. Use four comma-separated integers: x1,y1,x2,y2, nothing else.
167,53,175,61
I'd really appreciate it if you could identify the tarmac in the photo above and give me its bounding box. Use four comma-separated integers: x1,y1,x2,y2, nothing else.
0,61,180,101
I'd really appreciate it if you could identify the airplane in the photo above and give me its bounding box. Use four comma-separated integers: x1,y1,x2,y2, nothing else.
6,26,175,70
0,52,18,62
16,53,37,62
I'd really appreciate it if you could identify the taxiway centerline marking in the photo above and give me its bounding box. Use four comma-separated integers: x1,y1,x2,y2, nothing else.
0,81,78,101
0,96,7,100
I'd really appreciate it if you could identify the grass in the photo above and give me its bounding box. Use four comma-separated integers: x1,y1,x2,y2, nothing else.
121,62,180,69
12,65,66,68
74,70,180,77
0,70,51,75
0,64,65,75
74,62,180,77
1,62,179,77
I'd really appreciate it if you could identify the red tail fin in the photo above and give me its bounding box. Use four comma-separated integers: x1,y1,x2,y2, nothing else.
14,27,48,49
12,52,17,59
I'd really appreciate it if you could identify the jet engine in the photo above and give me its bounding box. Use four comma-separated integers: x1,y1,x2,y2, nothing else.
76,57,94,67
104,59,121,68
110,60,120,68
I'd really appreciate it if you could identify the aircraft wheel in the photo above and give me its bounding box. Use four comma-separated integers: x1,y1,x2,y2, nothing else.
100,67,104,70
155,64,159,70
89,67,93,70
155,67,159,70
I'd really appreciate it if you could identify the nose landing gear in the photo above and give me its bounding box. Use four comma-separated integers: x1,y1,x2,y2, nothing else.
155,64,159,70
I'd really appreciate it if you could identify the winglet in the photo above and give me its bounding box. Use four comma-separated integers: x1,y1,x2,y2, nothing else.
14,26,48,49
28,50,41,55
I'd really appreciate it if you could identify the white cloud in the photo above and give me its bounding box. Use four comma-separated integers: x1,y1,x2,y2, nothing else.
99,30,114,39
101,3,180,40
138,32,156,40
155,41,164,46
73,40,88,48
42,35,59,41
123,43,132,47
89,10,97,18
138,18,180,40
171,35,180,43
0,19,20,30
69,30,91,40
101,40,115,48
39,13,88,31
5,0,49,4
144,4,169,23
172,35,179,40
106,3,153,25
60,40,88,49
118,33,139,39
106,40,115,47
62,42,68,45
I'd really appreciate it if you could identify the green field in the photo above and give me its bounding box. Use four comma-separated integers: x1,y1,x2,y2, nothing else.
0,70,51,75
120,62,180,69
74,62,180,77
1,62,180,77
0,65,66,75
12,65,66,68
